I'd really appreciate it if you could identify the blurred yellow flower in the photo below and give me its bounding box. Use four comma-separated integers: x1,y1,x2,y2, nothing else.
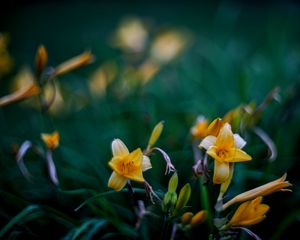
89,61,117,98
108,139,152,191
191,116,209,139
225,197,269,228
113,17,148,53
54,51,94,77
223,173,292,210
41,131,60,150
35,45,48,74
0,83,40,107
199,123,251,184
150,30,189,64
0,33,13,76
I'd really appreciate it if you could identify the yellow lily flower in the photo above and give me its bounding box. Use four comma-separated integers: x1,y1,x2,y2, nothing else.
224,197,269,228
223,173,292,210
41,131,60,150
108,139,152,191
199,123,251,184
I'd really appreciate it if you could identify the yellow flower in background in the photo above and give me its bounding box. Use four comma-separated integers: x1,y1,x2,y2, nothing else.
223,173,292,210
108,139,152,191
0,83,40,107
191,116,209,139
150,30,190,64
113,17,148,53
54,51,94,77
41,131,60,150
225,197,269,228
199,123,251,184
0,33,13,76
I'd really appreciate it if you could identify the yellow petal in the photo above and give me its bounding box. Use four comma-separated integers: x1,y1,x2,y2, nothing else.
123,148,144,182
215,123,234,148
206,146,221,162
213,161,230,184
108,171,127,191
199,136,217,150
238,216,266,226
227,148,252,162
220,163,234,195
142,155,152,172
229,201,251,225
205,118,224,136
111,139,129,157
128,148,143,165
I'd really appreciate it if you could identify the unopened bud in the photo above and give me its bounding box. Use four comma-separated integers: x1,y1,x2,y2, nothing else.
35,45,48,74
190,210,208,226
168,172,178,193
181,212,193,225
148,121,164,147
174,183,191,213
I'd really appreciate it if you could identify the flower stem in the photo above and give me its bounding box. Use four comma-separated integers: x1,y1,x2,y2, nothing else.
199,176,213,232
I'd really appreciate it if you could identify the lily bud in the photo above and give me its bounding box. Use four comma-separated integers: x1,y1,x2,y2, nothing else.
168,172,178,193
148,121,164,147
174,183,191,214
35,45,48,74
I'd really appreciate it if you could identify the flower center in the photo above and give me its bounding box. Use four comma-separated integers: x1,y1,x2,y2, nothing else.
217,149,229,159
119,158,135,174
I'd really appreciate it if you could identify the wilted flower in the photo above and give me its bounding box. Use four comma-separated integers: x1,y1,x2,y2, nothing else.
108,139,152,191
223,173,292,210
199,123,251,184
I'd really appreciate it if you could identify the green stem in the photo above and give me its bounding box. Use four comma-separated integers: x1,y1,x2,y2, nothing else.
199,176,213,232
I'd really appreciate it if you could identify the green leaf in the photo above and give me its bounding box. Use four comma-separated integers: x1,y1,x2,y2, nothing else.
0,205,41,238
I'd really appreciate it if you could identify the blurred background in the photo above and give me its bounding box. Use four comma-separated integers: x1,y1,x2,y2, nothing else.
0,1,300,239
